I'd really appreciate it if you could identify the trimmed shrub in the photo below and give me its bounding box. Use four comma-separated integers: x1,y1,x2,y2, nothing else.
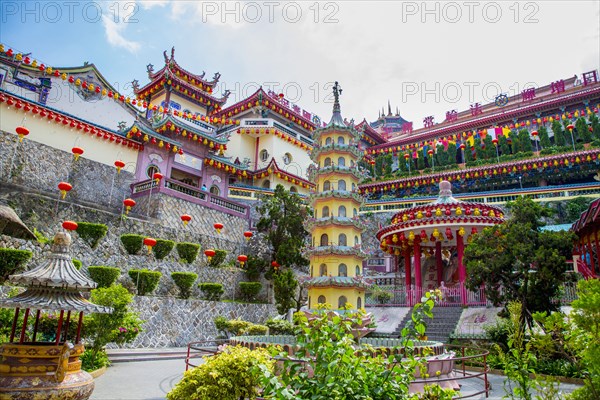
226,319,253,336
76,222,108,249
88,266,121,288
239,282,262,302
171,272,198,299
72,259,82,270
208,249,227,268
153,239,175,260
199,282,224,301
176,242,200,263
0,248,32,283
128,269,162,295
244,324,268,335
120,234,144,255
265,319,296,335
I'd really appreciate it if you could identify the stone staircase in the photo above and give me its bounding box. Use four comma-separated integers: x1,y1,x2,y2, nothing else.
390,306,464,343
106,347,189,363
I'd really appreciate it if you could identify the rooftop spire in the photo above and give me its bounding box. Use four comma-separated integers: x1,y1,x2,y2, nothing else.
326,81,346,128
388,100,392,116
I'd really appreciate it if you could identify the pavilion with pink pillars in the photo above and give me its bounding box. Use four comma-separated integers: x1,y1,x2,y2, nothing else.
375,181,505,306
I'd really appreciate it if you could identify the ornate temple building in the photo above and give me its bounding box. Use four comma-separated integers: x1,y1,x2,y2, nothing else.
305,83,369,310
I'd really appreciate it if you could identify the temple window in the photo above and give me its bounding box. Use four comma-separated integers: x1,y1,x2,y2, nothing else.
318,295,326,304
338,264,347,277
210,185,220,196
322,206,330,218
338,157,346,167
337,136,345,145
262,180,271,189
146,165,160,179
324,157,332,167
320,234,329,247
338,180,346,191
260,149,270,162
323,181,331,191
338,296,347,308
338,233,347,246
319,264,327,276
338,205,346,217
354,236,359,246
353,208,358,217
357,297,362,309
283,153,292,165
355,265,361,275
325,137,332,145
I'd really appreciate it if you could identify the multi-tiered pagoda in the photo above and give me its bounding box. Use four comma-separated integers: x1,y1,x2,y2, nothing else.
305,83,369,310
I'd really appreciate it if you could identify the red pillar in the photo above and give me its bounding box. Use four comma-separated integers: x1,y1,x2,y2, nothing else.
436,241,443,286
457,232,467,305
414,239,422,302
404,248,412,306
587,234,596,273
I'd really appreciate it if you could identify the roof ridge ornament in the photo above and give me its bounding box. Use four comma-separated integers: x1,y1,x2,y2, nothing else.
326,81,346,128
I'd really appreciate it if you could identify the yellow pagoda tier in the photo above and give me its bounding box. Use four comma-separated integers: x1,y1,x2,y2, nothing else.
305,82,369,310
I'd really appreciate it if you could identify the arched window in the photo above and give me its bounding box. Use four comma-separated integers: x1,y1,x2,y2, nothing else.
338,296,347,308
320,234,329,247
259,149,270,162
338,205,346,218
338,157,346,167
283,153,292,165
146,165,160,179
318,295,326,304
262,180,271,189
322,206,330,218
324,157,332,167
323,181,331,191
311,265,314,276
338,233,347,246
356,265,361,276
325,137,332,145
290,186,297,193
354,236,359,246
338,180,346,191
352,183,356,191
210,185,220,196
314,209,318,218
338,263,347,277
308,296,311,309
353,208,358,217
319,264,327,277
337,136,345,145
357,296,362,309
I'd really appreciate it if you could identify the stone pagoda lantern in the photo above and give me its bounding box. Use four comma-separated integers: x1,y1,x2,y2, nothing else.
0,228,111,400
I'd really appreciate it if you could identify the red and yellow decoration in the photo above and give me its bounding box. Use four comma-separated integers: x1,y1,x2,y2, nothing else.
71,147,84,161
123,198,136,214
243,231,253,241
114,160,126,173
15,125,29,142
180,214,192,226
57,182,72,199
213,223,224,234
237,254,248,267
143,237,157,254
61,220,78,231
204,249,216,262
236,127,313,151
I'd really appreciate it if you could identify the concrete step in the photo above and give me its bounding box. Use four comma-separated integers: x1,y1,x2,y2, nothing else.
107,348,189,363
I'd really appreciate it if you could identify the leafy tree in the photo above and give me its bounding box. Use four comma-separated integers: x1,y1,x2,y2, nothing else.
590,114,600,140
517,129,533,153
273,268,302,314
464,197,576,324
565,197,594,223
563,119,575,147
576,117,591,143
538,126,551,149
435,144,447,166
483,135,495,159
257,184,311,271
447,143,458,166
416,154,425,170
551,120,566,147
499,135,511,157
508,130,519,154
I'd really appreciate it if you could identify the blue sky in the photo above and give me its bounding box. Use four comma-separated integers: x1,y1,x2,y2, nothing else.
2,1,599,127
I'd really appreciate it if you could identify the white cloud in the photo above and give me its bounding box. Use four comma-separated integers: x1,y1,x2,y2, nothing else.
101,14,141,53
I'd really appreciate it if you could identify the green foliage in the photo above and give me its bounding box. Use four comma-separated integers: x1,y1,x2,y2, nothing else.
371,285,393,304
170,272,198,299
539,126,551,149
244,324,268,335
273,269,300,314
465,197,576,323
120,234,144,255
239,282,262,301
167,345,274,400
80,348,110,372
33,228,51,245
83,284,143,370
245,255,268,280
0,248,32,283
88,266,121,288
199,282,224,301
75,222,108,249
517,129,534,153
0,287,22,343
213,315,229,337
265,318,296,335
225,319,254,336
176,242,200,264
152,239,175,260
257,184,311,270
208,249,227,268
552,120,566,147
72,258,82,270
576,117,591,143
128,269,162,295
565,196,594,223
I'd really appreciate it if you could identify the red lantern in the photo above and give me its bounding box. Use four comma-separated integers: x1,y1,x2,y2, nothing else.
153,172,163,182
214,222,224,233
271,261,280,269
62,221,78,231
71,147,84,161
181,214,192,226
237,254,248,267
114,160,126,173
531,130,538,137
567,124,575,132
492,138,498,145
143,237,157,254
471,227,478,235
123,198,136,214
58,182,73,199
243,231,253,241
16,126,29,142
445,227,453,240
204,249,216,262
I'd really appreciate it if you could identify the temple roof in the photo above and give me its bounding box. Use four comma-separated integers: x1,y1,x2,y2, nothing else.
355,119,386,145
326,82,346,129
0,287,112,313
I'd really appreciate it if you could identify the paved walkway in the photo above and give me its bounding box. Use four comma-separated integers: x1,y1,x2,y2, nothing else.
91,357,582,400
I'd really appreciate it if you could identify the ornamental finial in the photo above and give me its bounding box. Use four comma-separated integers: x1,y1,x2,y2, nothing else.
333,81,342,104
326,81,346,128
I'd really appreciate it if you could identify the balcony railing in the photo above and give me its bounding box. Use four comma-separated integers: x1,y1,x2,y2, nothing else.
131,178,249,218
366,284,487,307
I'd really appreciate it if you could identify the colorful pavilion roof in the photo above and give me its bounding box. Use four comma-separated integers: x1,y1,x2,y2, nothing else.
571,197,600,234
252,158,314,189
355,119,386,146
304,275,370,289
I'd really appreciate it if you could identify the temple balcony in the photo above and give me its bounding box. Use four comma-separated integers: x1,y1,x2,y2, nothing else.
131,177,249,218
221,118,315,147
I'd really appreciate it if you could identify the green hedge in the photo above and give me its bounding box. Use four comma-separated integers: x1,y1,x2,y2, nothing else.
88,266,121,288
244,324,268,335
208,249,227,268
0,248,32,283
176,242,200,264
120,234,144,255
171,272,198,299
76,222,108,249
153,239,175,260
199,283,224,301
128,269,162,295
239,282,262,301
265,319,296,335
72,259,82,270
